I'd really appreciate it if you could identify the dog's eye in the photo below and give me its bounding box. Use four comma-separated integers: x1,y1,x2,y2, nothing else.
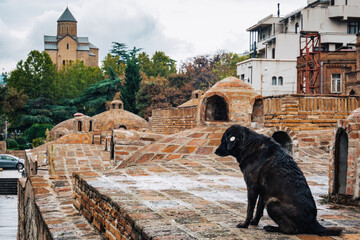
230,136,235,142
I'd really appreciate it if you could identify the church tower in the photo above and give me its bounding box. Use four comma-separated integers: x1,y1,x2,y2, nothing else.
57,7,77,38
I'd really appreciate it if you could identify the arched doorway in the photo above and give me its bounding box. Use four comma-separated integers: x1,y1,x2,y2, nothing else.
334,129,348,195
272,131,292,155
204,95,229,121
251,99,264,124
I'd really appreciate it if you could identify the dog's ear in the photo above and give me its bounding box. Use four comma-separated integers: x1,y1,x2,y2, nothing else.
226,135,238,151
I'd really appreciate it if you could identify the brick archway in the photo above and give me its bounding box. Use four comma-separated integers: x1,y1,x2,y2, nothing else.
200,92,230,122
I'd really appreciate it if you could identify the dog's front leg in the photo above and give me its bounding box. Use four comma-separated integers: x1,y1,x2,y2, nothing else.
250,195,264,225
237,187,258,228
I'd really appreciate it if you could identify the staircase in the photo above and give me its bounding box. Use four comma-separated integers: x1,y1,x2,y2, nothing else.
0,178,18,195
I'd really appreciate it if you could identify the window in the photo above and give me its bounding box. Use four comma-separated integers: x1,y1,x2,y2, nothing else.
63,60,65,65
272,48,275,59
295,22,299,34
331,73,341,93
272,76,277,86
241,74,245,80
331,0,334,5
278,76,283,86
67,43,69,49
348,21,360,34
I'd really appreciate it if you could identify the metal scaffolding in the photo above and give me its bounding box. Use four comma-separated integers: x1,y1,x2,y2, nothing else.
298,31,321,94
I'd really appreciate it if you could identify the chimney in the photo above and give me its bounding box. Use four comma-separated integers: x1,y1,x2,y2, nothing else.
277,3,280,17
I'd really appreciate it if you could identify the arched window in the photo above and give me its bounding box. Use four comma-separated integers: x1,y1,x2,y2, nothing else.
89,121,93,131
334,129,348,194
63,60,66,65
278,76,283,86
295,22,299,34
195,93,199,99
119,125,127,130
110,136,115,160
78,121,82,132
251,99,264,124
349,89,356,95
272,48,275,59
204,95,229,121
67,43,69,50
272,76,277,85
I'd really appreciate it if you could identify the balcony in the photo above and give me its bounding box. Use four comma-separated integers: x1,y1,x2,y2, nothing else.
328,5,360,20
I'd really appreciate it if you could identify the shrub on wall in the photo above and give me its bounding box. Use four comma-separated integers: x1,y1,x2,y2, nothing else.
6,139,18,150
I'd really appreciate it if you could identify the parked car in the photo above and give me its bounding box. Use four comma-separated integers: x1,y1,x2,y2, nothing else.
0,154,25,170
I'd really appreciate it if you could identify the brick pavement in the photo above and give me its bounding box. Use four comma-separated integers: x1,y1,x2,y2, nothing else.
27,126,360,239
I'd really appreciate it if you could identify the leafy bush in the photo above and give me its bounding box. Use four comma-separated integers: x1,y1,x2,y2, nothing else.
15,137,27,145
6,139,18,149
32,137,45,148
24,123,53,143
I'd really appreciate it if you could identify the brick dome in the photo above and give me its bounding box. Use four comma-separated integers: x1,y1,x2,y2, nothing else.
199,77,258,125
92,109,148,131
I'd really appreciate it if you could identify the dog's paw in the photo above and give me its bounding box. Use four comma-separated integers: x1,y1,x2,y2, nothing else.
263,225,280,232
236,222,249,228
250,219,259,226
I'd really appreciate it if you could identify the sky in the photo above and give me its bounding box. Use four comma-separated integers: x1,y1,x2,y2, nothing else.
0,0,306,73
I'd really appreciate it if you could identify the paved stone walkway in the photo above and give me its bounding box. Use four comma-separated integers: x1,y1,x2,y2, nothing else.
28,126,360,239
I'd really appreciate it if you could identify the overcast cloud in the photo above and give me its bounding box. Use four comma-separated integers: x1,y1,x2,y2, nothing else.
0,0,305,73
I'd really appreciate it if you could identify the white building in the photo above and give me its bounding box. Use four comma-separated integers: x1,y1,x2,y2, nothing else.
237,0,360,96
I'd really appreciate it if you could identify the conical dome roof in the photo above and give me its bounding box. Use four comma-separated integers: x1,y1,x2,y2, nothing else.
57,7,77,22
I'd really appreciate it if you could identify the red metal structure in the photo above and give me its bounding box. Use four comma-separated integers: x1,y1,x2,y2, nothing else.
298,31,321,94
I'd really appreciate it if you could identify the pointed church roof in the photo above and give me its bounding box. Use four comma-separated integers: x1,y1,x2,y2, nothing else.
57,7,77,22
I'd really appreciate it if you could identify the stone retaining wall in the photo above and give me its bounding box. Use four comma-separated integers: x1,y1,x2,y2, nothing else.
151,106,198,134
264,95,360,130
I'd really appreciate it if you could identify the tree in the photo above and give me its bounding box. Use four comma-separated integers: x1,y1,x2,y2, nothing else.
110,42,129,64
69,77,123,116
7,50,58,99
57,61,103,99
101,53,125,79
2,88,29,125
139,51,176,78
24,123,53,143
121,49,142,113
212,51,248,80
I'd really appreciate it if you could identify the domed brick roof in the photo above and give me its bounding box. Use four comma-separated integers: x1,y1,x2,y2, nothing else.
199,77,258,125
347,108,360,122
92,109,149,131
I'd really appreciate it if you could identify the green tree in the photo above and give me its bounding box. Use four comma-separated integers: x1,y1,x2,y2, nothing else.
7,50,58,99
212,51,248,80
121,48,142,113
70,77,123,116
139,51,176,78
2,88,29,124
57,61,103,99
110,42,129,64
24,123,53,143
101,53,126,79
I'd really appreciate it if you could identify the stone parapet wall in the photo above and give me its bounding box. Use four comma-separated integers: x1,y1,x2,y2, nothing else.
17,178,52,240
73,173,144,240
151,106,198,134
264,95,360,130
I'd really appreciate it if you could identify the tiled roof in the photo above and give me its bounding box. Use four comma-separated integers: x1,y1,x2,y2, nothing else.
57,7,77,22
44,35,57,43
44,44,58,50
78,45,90,51
89,42,98,49
78,37,89,43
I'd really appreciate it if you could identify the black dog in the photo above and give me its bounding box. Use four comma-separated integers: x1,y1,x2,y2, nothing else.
215,125,342,236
